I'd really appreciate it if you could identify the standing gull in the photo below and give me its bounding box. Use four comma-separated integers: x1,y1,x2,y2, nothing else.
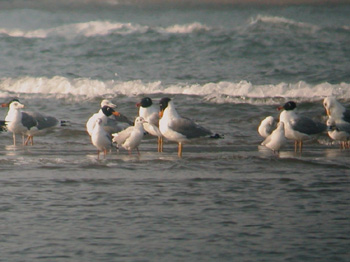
86,99,132,136
261,122,287,153
159,97,216,157
87,100,117,134
323,96,350,123
4,100,64,146
326,118,350,149
278,101,326,152
1,98,20,132
137,97,163,152
258,116,276,138
112,117,146,155
323,97,350,131
91,118,113,159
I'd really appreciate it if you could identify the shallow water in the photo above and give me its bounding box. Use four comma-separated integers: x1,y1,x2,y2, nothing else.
1,97,349,261
1,153,349,261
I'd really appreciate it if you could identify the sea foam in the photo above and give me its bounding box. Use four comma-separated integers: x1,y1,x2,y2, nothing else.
249,15,319,33
1,76,349,104
0,21,210,39
162,22,211,34
0,21,148,38
250,15,316,28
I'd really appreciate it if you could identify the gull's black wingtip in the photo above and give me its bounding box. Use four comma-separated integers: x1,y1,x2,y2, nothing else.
60,120,71,127
210,133,224,139
0,120,7,132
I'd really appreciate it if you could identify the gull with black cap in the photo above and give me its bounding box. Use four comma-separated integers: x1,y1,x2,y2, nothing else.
278,101,326,152
86,99,132,137
159,97,219,157
137,97,163,152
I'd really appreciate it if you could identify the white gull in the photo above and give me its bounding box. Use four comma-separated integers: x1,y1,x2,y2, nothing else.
278,101,326,152
261,122,286,153
112,117,146,155
258,116,276,138
91,118,113,159
137,97,163,152
158,97,215,157
4,101,64,146
86,99,132,136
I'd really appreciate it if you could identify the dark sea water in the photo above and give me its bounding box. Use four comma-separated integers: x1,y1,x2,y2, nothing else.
0,2,349,261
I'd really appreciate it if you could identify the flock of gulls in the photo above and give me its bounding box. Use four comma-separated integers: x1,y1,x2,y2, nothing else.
0,96,349,158
258,97,350,153
0,97,218,158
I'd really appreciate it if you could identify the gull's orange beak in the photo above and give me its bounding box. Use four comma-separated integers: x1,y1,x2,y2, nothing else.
325,108,331,116
159,110,164,118
277,106,284,111
136,102,141,108
112,111,120,116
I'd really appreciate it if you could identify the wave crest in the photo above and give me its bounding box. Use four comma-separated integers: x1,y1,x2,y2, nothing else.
0,21,210,39
162,22,211,34
1,76,350,104
249,15,319,32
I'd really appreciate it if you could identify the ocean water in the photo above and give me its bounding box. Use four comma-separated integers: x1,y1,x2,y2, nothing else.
0,2,349,261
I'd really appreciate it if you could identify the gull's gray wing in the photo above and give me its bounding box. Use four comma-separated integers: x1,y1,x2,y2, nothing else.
292,116,326,135
342,109,350,123
170,117,212,139
21,112,38,130
104,115,132,134
23,111,59,130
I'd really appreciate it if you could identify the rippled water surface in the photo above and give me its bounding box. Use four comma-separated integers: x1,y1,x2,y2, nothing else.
0,98,349,261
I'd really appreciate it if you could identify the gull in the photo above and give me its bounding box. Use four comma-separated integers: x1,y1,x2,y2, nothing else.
323,96,350,123
159,97,217,157
4,100,65,146
278,101,326,152
323,96,350,131
91,118,113,159
137,97,163,152
258,116,276,138
326,118,350,149
112,117,146,155
1,98,21,132
86,99,132,136
261,122,287,153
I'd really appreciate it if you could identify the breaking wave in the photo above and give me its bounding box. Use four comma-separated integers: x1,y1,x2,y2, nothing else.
249,15,319,31
1,76,349,104
0,14,347,40
0,21,211,39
